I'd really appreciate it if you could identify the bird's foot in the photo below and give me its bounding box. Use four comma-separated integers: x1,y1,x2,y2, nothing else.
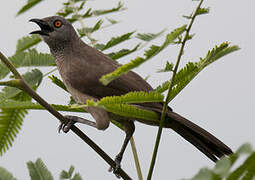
108,154,122,178
58,115,76,133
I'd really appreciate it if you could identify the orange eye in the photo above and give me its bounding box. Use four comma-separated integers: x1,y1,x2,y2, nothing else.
54,20,62,28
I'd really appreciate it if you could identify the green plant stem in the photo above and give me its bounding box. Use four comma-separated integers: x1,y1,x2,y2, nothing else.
0,50,132,180
130,137,143,180
0,79,22,88
147,1,204,179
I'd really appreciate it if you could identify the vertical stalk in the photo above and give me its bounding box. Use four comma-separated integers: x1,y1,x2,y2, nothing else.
130,137,143,180
147,1,204,179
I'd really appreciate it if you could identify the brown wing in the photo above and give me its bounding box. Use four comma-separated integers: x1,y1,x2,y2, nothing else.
65,42,153,99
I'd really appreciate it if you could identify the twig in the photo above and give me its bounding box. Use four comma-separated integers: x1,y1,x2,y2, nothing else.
0,51,132,180
147,1,204,179
130,137,143,180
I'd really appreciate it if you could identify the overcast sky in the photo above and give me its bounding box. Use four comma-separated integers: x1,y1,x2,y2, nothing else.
1,0,255,179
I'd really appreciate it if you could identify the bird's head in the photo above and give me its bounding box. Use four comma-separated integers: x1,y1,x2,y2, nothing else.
29,16,78,52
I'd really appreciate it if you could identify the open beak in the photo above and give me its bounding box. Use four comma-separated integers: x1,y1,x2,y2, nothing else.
29,18,54,36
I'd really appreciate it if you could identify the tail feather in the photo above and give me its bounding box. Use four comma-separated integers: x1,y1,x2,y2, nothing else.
166,111,233,162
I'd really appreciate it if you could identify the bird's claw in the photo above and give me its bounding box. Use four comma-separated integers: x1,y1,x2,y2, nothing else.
108,154,122,178
58,116,76,133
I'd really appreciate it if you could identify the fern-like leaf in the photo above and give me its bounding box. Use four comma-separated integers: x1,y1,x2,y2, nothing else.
92,2,124,16
157,61,174,72
0,49,55,80
16,35,41,52
0,69,42,102
17,0,43,16
136,29,166,42
98,91,164,105
155,42,240,101
100,25,186,85
27,158,54,180
0,167,17,180
196,7,210,16
0,69,43,155
85,102,159,122
77,19,104,37
49,75,67,92
107,44,140,60
72,173,83,180
0,100,84,112
95,31,135,51
186,143,255,180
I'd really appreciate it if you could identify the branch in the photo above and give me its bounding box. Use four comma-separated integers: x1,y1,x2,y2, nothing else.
147,0,205,179
0,51,131,180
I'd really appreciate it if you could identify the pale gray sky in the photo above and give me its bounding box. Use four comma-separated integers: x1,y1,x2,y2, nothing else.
0,0,255,179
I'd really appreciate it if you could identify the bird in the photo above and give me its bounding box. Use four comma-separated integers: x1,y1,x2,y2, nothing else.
29,16,232,173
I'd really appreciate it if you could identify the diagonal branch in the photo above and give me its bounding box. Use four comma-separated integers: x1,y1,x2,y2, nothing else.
0,51,131,180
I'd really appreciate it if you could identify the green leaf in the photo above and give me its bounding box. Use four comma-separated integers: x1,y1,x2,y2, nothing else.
0,49,55,80
17,0,43,16
92,2,124,16
196,7,210,16
227,152,255,180
87,102,159,122
0,167,17,180
95,31,135,51
107,44,140,60
136,29,166,42
0,69,42,155
106,18,119,24
68,166,75,177
49,75,67,92
155,42,240,101
16,35,41,52
157,61,174,72
27,158,54,180
100,57,144,85
187,144,255,180
0,100,84,113
0,69,42,102
60,170,70,179
100,25,186,85
77,19,103,37
71,173,83,180
213,157,232,177
98,91,164,105
189,168,220,180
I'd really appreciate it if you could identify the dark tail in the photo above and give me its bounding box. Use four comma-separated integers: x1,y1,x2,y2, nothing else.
166,111,232,162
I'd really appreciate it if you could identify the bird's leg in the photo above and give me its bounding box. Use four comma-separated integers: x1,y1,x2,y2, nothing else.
109,121,135,176
59,115,96,133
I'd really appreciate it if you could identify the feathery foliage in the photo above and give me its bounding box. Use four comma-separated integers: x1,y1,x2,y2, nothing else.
0,100,84,113
17,0,43,16
107,44,140,60
85,101,159,122
95,31,135,51
77,19,104,37
100,25,187,85
92,2,124,16
0,167,17,180
136,29,166,42
157,61,174,72
16,35,41,53
1,158,84,180
187,143,255,180
49,75,67,92
0,69,43,155
0,49,54,80
71,91,163,122
155,42,240,102
98,91,164,105
27,158,54,180
60,165,83,180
